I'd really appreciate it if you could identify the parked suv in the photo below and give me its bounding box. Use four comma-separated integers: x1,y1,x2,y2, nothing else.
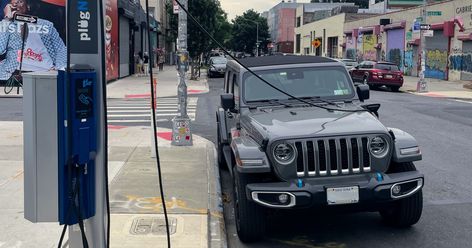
216,56,423,242
350,61,404,92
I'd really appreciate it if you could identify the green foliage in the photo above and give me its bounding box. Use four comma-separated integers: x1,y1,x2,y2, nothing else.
165,0,232,59
231,10,270,55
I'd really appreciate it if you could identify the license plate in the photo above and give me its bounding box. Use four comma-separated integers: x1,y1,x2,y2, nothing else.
385,75,393,79
327,186,359,205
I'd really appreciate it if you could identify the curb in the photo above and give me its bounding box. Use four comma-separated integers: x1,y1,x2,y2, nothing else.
205,140,228,248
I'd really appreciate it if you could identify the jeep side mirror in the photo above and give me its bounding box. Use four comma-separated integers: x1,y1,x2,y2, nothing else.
357,84,370,102
362,103,380,118
221,93,235,111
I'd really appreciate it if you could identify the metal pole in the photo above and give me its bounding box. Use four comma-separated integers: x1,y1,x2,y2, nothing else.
256,23,259,57
171,0,193,146
417,0,428,92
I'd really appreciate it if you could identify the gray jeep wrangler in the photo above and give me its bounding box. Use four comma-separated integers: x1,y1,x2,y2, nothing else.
216,56,424,242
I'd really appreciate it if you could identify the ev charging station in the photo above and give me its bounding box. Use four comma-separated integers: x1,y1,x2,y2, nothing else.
23,0,108,247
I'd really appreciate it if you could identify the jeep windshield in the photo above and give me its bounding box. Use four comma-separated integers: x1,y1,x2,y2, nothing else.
243,66,355,103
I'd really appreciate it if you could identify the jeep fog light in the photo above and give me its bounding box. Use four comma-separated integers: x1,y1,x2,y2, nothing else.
392,185,401,196
369,136,389,158
278,194,289,204
273,143,296,164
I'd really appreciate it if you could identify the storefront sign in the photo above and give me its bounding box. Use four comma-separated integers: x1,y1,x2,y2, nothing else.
427,11,442,16
0,0,67,80
424,30,434,37
105,0,119,81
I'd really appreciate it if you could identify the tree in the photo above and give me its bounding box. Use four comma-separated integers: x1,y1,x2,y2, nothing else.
231,10,269,55
166,0,231,79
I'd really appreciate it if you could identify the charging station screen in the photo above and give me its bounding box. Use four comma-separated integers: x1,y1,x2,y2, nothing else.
75,78,93,119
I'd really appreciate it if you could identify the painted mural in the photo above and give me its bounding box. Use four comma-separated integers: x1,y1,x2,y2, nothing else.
363,34,377,61
449,53,472,80
404,50,414,76
425,49,448,80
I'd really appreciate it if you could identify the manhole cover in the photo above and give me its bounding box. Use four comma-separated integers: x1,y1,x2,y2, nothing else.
130,217,177,235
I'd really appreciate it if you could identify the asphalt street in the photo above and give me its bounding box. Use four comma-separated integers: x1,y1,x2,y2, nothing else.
1,77,471,248
192,77,472,248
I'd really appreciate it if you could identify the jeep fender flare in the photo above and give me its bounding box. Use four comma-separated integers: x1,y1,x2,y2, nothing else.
388,128,422,163
231,136,271,174
216,108,228,144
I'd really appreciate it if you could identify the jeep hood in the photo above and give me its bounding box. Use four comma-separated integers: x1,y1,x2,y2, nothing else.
244,107,388,140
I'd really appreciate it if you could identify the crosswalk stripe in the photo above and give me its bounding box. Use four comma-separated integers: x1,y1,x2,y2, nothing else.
106,97,198,125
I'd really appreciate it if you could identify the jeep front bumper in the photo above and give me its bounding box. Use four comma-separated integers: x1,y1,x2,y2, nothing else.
246,171,424,209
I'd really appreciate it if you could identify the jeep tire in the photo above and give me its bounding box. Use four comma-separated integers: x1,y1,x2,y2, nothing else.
233,166,266,242
380,162,423,227
216,125,227,169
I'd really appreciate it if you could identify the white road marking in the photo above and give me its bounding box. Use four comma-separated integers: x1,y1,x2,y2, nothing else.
455,99,472,104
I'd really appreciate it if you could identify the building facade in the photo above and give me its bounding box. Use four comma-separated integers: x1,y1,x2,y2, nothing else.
343,0,472,81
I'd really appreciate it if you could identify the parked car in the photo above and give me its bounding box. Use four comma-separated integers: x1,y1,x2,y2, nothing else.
207,56,227,78
350,61,404,92
335,58,358,70
216,56,423,242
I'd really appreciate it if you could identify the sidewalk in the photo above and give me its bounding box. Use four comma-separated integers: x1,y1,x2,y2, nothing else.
402,76,472,100
0,67,225,247
107,66,209,99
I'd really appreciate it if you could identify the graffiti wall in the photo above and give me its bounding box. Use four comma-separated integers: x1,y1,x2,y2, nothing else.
362,34,377,61
449,53,472,80
404,50,414,76
425,49,448,80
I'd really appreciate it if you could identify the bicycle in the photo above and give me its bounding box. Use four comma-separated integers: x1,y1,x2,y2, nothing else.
3,73,22,95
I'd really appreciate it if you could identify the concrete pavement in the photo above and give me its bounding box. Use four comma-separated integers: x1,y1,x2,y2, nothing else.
402,76,472,100
0,67,226,247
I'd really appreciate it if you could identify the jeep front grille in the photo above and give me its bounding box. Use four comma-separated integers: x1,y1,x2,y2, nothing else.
294,137,371,177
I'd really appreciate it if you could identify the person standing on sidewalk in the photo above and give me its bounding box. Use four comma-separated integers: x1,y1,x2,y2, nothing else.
143,52,149,76
158,48,165,71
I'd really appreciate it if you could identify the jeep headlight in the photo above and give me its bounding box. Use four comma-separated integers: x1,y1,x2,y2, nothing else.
273,143,296,164
369,136,389,158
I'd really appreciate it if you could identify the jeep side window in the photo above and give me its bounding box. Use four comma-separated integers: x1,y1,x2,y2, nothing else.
232,74,240,109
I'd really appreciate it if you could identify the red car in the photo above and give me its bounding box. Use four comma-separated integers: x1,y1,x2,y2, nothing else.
349,61,404,92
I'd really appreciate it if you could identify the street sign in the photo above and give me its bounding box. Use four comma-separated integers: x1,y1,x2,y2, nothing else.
14,13,38,24
427,11,442,16
420,24,431,30
424,30,434,37
173,0,179,14
416,17,423,22
312,39,321,48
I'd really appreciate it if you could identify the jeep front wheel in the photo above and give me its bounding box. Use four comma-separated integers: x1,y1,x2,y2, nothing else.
380,161,423,227
379,189,423,227
216,125,227,169
233,167,266,242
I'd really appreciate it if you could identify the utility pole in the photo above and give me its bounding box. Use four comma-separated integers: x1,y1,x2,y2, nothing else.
171,0,193,146
256,22,259,57
417,0,428,92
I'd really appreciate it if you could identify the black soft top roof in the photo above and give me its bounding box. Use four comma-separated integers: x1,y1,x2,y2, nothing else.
237,55,337,68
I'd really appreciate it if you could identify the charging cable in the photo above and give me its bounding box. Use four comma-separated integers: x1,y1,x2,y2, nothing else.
144,0,172,247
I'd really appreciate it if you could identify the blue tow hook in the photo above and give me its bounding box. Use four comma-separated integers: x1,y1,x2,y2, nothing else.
297,179,303,188
376,173,384,182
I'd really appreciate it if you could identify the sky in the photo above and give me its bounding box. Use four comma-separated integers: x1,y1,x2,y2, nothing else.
220,0,309,21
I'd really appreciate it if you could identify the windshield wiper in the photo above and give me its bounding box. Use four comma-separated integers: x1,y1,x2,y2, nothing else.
292,96,342,107
247,99,295,108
